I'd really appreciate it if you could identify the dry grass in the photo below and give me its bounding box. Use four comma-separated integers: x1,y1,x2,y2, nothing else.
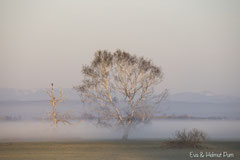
0,141,239,160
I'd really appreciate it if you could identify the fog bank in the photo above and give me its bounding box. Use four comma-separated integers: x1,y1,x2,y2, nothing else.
1,120,240,142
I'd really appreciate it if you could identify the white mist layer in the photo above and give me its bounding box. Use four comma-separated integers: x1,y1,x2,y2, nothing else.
0,120,240,142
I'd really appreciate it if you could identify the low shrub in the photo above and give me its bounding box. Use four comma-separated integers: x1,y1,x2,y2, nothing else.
167,128,207,148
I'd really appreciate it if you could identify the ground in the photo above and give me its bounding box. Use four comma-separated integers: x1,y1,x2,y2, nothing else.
0,141,239,160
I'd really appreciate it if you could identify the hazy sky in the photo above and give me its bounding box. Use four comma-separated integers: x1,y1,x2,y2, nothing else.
1,0,240,96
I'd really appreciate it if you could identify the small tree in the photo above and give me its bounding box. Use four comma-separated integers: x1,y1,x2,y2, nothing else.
75,50,167,140
45,83,71,126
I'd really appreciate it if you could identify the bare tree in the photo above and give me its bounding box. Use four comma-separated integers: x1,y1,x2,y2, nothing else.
75,50,167,140
45,83,71,126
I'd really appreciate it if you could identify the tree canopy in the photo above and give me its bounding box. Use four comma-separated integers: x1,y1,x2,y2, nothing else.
75,50,167,139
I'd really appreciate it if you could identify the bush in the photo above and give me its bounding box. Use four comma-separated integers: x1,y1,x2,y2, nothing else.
167,128,207,148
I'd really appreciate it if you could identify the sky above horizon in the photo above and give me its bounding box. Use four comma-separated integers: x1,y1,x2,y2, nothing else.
1,0,240,96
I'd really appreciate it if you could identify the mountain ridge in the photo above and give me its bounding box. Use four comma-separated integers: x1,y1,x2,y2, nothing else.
0,88,239,103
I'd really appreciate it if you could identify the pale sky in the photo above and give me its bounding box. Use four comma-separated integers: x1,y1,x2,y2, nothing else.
0,0,240,96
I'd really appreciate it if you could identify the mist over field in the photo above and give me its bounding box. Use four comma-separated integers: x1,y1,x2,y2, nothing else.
1,120,240,142
1,88,239,142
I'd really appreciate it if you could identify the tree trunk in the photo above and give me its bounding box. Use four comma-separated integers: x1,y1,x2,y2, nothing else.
122,125,130,140
52,101,57,126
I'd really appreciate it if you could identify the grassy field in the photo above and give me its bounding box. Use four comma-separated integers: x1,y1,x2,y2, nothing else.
0,141,239,160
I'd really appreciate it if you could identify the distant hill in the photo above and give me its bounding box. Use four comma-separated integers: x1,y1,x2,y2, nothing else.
169,91,240,103
0,88,239,103
0,88,239,120
0,88,80,101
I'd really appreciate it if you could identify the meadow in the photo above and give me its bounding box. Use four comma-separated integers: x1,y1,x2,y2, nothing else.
0,141,239,160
